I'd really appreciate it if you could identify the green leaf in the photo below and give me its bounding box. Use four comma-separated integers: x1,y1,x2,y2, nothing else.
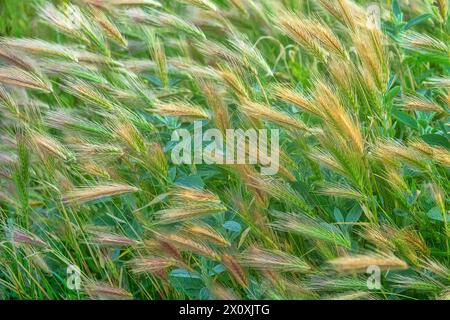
438,121,450,139
209,264,226,276
170,268,201,279
404,14,432,30
346,205,363,223
427,207,450,222
422,134,450,149
393,109,419,130
392,0,403,21
175,175,204,189
384,85,401,103
223,221,242,233
333,208,344,222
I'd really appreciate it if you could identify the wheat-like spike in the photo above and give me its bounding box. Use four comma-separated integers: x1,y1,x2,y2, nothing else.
436,0,448,23
216,63,250,98
180,0,217,11
183,223,230,247
61,78,116,109
120,59,156,73
0,38,78,61
313,80,364,153
84,0,162,8
409,140,450,167
272,84,319,116
400,32,449,55
247,176,312,213
209,283,240,300
38,3,85,41
196,40,249,70
74,50,122,67
308,18,347,58
9,228,48,248
240,246,311,273
151,37,168,88
89,231,139,247
373,139,429,170
70,142,123,160
317,0,365,30
92,8,128,48
156,205,226,224
229,0,248,15
0,84,16,110
153,101,210,119
420,258,450,279
270,211,351,248
391,275,443,292
317,184,365,201
326,291,377,300
171,186,221,203
128,256,175,274
0,46,37,71
30,132,70,160
84,282,133,300
329,253,408,272
19,246,50,275
336,0,358,31
162,233,220,260
277,12,325,60
199,80,230,133
0,67,52,93
45,109,113,139
359,224,395,250
222,253,248,287
125,8,205,40
424,77,450,88
113,120,147,154
62,184,139,204
229,35,273,76
240,99,308,130
399,94,445,113
170,58,221,80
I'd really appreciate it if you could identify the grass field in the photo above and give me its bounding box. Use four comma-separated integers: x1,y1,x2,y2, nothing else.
0,0,449,300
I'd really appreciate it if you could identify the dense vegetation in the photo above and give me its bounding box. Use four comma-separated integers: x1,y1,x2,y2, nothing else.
0,0,449,300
